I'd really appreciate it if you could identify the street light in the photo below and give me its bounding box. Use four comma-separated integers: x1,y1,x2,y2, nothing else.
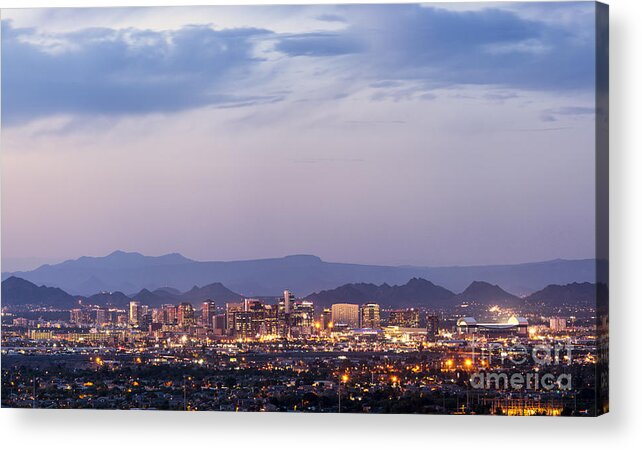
339,374,349,413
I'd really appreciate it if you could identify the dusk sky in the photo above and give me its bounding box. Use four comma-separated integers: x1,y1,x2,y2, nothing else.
1,2,597,271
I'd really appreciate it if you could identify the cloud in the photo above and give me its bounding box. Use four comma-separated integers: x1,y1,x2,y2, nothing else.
315,14,347,23
540,106,595,122
273,4,595,93
274,32,364,57
368,4,594,92
549,106,595,115
2,3,596,126
1,20,274,125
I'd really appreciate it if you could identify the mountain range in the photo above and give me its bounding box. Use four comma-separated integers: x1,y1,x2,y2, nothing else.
1,250,598,297
307,278,456,307
1,276,78,308
523,282,598,305
307,278,572,307
1,275,596,309
121,282,243,307
1,276,243,308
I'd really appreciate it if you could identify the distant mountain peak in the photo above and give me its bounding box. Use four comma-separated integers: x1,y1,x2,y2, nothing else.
455,280,519,305
407,277,436,286
468,280,499,288
181,282,242,303
104,250,191,263
108,250,142,257
282,254,323,263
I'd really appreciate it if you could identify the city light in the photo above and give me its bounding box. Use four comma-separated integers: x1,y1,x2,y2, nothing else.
3,289,601,415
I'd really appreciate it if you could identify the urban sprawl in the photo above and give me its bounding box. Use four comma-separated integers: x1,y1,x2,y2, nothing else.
2,289,600,415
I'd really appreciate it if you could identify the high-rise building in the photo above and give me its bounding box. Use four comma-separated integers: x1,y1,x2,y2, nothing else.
234,311,255,338
116,313,128,325
426,314,439,341
291,300,314,337
277,290,296,337
282,290,295,313
550,317,567,332
151,307,163,324
246,299,266,337
263,304,278,336
162,304,177,325
140,313,153,330
96,308,111,326
360,303,381,329
13,317,28,327
177,302,195,327
213,314,226,334
321,308,332,330
226,299,267,338
226,302,245,333
70,308,86,325
331,303,360,329
202,300,216,327
128,301,141,326
389,308,420,328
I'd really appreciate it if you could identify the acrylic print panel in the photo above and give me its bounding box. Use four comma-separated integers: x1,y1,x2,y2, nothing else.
0,2,608,415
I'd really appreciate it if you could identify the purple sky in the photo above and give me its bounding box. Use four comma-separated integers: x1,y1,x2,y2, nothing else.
1,3,597,271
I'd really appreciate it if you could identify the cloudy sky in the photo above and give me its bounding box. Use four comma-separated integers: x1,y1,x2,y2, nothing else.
1,2,597,271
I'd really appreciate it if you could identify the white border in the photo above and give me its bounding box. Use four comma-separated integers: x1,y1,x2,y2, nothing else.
1,1,640,449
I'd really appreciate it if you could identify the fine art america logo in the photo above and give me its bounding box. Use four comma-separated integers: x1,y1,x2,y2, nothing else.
470,341,574,391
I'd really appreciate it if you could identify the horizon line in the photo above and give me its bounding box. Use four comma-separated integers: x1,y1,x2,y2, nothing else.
1,249,598,274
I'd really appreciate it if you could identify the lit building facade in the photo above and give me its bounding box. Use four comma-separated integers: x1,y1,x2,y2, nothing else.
321,308,332,330
360,303,381,329
177,302,195,327
277,290,296,337
95,308,111,325
162,304,177,325
202,301,216,327
550,317,567,332
389,308,420,328
331,303,360,329
128,301,141,326
291,300,314,337
426,314,439,341
70,308,90,325
457,315,528,337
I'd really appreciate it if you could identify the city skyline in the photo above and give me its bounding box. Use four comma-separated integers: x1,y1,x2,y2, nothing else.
2,270,603,415
2,2,597,269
